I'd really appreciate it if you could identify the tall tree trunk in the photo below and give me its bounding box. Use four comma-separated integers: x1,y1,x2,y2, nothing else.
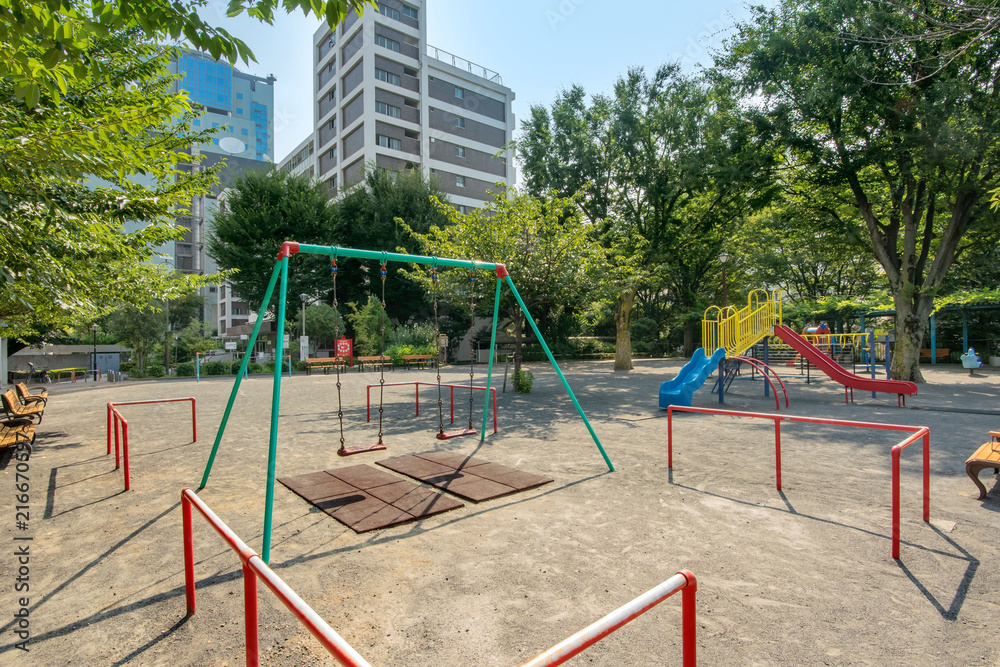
614,289,636,370
891,291,933,383
683,322,695,358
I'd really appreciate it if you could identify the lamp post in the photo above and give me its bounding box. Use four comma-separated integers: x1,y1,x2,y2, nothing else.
299,294,309,337
718,252,730,308
91,323,98,381
299,294,310,361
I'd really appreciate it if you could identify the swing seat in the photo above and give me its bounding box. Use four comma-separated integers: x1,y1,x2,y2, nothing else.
338,442,388,457
436,428,477,440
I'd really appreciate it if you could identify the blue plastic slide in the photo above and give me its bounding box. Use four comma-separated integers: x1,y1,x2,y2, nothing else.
659,347,726,408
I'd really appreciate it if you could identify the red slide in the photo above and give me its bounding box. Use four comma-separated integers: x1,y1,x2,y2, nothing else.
773,325,917,404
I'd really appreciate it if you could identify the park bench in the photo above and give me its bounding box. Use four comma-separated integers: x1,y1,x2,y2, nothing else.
305,357,348,375
402,354,434,369
356,355,393,372
966,432,1000,500
1,419,36,452
919,348,950,362
15,382,48,406
2,389,44,424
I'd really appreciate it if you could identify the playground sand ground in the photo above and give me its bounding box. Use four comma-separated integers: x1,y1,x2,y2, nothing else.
1,360,998,666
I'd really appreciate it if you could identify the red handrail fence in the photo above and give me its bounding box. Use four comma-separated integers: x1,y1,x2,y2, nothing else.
106,398,197,490
365,381,498,433
666,405,929,559
181,488,698,666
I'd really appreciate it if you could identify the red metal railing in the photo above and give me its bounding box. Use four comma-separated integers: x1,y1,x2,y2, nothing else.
365,381,498,434
106,398,197,491
731,356,789,410
182,488,373,667
666,405,929,559
182,488,698,666
519,570,697,667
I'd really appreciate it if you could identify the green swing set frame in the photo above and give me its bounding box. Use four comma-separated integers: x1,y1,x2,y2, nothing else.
198,242,613,563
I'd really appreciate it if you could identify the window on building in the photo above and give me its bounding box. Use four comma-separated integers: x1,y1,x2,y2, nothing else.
221,285,226,298
220,302,226,316
455,116,465,128
377,3,399,20
193,119,201,126
236,108,243,114
402,4,418,19
236,93,243,99
458,205,467,214
376,101,401,118
241,128,248,135
374,34,400,52
455,146,465,158
376,134,402,150
455,87,464,99
375,68,401,86
456,175,466,188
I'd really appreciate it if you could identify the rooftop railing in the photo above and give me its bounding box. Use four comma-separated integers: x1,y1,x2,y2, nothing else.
426,45,503,84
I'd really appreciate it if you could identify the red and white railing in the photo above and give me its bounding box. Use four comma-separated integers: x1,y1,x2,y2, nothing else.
181,488,697,666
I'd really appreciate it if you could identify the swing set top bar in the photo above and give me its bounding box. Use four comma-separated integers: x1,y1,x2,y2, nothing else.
279,242,509,277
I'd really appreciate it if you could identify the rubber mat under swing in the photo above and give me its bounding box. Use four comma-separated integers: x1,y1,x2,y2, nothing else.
376,450,553,502
278,464,464,533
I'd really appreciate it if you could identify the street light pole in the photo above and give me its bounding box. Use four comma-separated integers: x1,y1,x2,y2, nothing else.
719,252,730,308
299,294,308,337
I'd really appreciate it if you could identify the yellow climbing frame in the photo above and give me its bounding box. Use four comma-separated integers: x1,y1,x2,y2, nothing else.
702,289,783,357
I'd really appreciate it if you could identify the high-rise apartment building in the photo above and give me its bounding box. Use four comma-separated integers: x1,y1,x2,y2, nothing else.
280,1,515,211
164,49,276,333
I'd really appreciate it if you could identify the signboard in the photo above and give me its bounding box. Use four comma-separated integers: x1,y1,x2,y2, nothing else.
224,341,237,350
283,334,290,345
240,335,248,341
299,335,309,362
335,337,353,361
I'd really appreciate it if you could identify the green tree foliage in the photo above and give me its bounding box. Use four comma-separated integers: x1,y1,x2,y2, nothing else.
1,29,219,341
346,295,389,356
1,0,373,106
208,169,337,319
335,167,451,323
296,303,345,350
107,303,166,375
519,67,776,367
406,186,600,377
719,0,1000,381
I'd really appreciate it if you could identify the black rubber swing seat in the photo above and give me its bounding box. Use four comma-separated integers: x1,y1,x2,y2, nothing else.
338,442,388,457
436,428,477,440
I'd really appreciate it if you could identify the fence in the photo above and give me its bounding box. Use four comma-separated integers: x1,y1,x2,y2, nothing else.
106,398,197,491
665,406,929,560
181,487,698,666
365,381,498,434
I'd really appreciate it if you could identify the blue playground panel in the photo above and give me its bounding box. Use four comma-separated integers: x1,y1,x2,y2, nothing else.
659,348,726,408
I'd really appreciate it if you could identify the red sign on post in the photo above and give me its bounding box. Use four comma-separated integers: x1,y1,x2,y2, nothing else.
335,337,353,366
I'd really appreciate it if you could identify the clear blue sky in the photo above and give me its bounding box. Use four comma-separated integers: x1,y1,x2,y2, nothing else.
205,0,761,162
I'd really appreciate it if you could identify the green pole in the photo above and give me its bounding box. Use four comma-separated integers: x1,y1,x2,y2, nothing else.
262,256,289,564
296,243,499,272
199,260,283,489
480,275,503,441
503,275,614,472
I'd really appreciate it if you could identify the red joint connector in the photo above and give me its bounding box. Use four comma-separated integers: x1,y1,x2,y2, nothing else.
678,569,697,592
495,263,509,279
278,241,300,259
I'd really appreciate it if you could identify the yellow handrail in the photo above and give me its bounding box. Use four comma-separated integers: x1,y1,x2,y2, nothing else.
702,289,782,357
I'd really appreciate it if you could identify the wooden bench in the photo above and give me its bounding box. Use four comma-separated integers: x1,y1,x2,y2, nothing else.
305,357,348,375
1,419,36,453
2,389,43,423
919,348,950,361
15,382,47,406
402,354,434,369
356,356,393,372
966,433,1000,499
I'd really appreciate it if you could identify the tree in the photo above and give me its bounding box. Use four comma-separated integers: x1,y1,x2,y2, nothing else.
719,0,1000,381
406,186,600,378
518,68,775,367
336,167,451,323
1,29,220,342
107,303,166,375
208,169,337,319
296,303,346,351
1,0,374,106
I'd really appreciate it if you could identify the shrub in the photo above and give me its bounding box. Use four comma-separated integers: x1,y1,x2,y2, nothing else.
120,361,137,374
513,368,534,393
203,360,229,376
175,361,196,377
248,362,265,374
145,364,165,378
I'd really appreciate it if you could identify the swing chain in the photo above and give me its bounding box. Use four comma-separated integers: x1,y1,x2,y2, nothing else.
332,259,345,451
377,261,387,444
468,267,476,430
